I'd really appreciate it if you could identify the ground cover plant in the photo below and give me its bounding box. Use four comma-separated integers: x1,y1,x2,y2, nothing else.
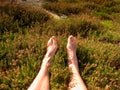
0,0,120,90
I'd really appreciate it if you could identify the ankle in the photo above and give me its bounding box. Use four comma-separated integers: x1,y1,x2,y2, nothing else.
68,55,77,61
41,54,51,68
69,64,79,74
67,50,77,59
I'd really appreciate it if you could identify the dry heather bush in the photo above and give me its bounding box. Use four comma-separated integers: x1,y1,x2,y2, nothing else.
43,2,86,15
0,2,50,34
0,0,120,90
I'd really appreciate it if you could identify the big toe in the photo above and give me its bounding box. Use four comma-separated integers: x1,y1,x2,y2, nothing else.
52,36,57,46
47,36,56,46
68,35,74,43
67,35,77,51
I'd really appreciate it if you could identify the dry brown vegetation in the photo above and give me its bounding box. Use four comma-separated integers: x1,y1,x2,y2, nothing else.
0,0,120,90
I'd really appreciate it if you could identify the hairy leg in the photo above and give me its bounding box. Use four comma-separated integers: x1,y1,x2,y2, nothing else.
28,36,57,90
67,35,87,90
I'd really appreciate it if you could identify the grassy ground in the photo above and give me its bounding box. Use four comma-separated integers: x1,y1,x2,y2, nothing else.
0,0,120,90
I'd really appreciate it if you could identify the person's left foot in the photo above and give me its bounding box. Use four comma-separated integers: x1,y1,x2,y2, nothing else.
46,36,58,57
42,36,58,68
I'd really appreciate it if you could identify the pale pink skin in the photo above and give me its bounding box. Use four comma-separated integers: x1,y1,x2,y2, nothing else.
67,35,87,90
28,36,58,90
28,36,87,90
67,35,79,71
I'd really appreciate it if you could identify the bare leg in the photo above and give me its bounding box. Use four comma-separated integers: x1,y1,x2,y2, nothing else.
67,35,87,90
28,36,57,90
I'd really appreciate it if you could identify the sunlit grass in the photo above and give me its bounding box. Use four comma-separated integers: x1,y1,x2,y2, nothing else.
0,0,120,90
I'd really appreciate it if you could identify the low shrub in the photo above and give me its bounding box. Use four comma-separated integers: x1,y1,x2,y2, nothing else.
43,0,120,17
93,12,112,20
68,20,100,37
97,5,120,14
60,0,79,3
0,2,50,33
10,5,50,27
83,0,115,5
0,13,19,34
0,0,120,90
84,2,99,10
43,2,85,15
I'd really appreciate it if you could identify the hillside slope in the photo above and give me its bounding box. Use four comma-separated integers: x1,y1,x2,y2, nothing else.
0,0,120,90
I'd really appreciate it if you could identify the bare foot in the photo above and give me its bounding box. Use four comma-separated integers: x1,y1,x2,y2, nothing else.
67,35,78,70
67,35,80,89
46,36,58,57
42,36,58,68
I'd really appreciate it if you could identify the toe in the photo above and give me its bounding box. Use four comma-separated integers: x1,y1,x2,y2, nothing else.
51,36,56,39
67,35,77,50
47,38,53,46
68,35,73,41
51,36,57,48
52,36,56,44
68,35,75,46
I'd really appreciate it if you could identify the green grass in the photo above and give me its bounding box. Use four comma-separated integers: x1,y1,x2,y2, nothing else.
0,0,120,90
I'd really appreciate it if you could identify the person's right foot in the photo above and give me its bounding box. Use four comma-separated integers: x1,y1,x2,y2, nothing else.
67,35,81,89
67,35,79,71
